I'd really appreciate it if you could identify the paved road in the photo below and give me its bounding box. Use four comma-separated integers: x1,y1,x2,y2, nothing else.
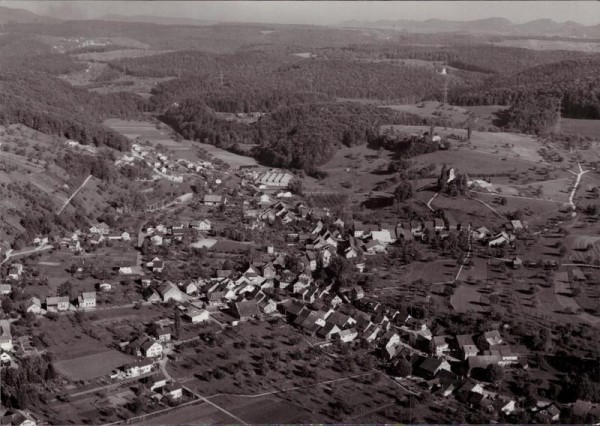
567,163,590,212
0,245,52,265
57,174,92,215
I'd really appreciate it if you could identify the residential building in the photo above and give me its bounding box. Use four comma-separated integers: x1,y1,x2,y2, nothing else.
164,382,183,399
0,320,12,352
23,297,42,314
46,296,70,312
77,292,96,309
89,222,110,235
190,219,211,231
123,359,154,378
185,307,210,323
232,301,261,321
0,284,12,295
7,264,23,280
140,340,163,358
203,194,226,206
456,334,479,359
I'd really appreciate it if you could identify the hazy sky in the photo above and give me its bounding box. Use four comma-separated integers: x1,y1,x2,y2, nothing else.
3,1,600,26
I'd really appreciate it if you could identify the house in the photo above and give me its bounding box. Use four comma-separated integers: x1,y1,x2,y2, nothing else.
483,330,503,347
158,282,186,303
145,291,161,303
232,301,261,321
190,219,211,231
371,230,396,244
258,298,277,315
121,232,131,241
181,282,198,295
0,320,12,352
148,257,165,273
119,265,142,276
493,395,517,415
0,409,38,426
0,284,12,295
23,297,42,314
456,334,478,359
98,282,112,292
123,359,154,378
77,292,96,309
338,328,358,343
364,240,387,254
7,264,23,280
164,382,183,399
512,257,523,269
488,231,511,247
46,296,70,312
317,323,341,340
89,222,110,235
509,220,524,231
203,194,226,206
418,357,452,379
185,307,210,323
430,335,451,356
262,263,277,279
351,286,365,301
147,372,168,392
150,235,163,246
140,340,163,358
153,326,171,343
325,311,355,328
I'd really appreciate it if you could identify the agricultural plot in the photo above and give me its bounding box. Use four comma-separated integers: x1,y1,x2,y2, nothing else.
210,395,318,424
139,403,235,425
562,118,600,138
54,349,135,381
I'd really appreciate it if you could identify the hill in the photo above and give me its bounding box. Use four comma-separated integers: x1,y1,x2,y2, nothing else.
0,6,59,25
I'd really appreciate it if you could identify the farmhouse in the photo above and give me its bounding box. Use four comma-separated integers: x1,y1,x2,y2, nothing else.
418,357,451,379
77,292,97,308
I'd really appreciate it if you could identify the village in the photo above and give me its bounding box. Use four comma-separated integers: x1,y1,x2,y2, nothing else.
2,131,599,425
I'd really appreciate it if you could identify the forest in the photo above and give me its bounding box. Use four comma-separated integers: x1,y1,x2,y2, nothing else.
162,100,432,172
450,57,600,120
114,50,449,105
0,71,146,150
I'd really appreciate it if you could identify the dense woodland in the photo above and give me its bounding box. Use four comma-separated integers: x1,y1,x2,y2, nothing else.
0,71,145,150
162,100,432,171
451,57,600,121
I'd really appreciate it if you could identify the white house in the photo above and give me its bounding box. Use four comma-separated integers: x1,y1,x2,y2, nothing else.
0,320,12,352
141,340,163,358
8,264,23,280
150,235,163,246
190,219,211,231
184,307,210,324
77,292,97,309
89,222,110,235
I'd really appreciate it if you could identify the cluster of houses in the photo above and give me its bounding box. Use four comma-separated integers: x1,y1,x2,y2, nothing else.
143,220,212,247
110,358,184,401
127,143,187,182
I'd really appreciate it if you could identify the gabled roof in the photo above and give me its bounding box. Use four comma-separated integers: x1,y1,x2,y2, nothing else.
234,300,260,318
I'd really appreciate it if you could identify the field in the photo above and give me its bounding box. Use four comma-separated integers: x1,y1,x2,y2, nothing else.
384,101,473,125
104,119,257,168
138,402,235,425
54,350,135,381
562,118,600,138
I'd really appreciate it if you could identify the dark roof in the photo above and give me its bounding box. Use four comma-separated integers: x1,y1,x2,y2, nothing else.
234,301,260,318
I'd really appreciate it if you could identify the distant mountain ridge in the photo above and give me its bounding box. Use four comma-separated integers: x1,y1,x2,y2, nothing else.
0,6,60,24
100,14,218,26
340,17,600,38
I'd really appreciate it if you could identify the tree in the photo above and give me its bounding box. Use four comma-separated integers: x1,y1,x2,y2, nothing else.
485,364,504,385
57,281,73,298
394,179,413,203
391,358,412,377
174,307,181,340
